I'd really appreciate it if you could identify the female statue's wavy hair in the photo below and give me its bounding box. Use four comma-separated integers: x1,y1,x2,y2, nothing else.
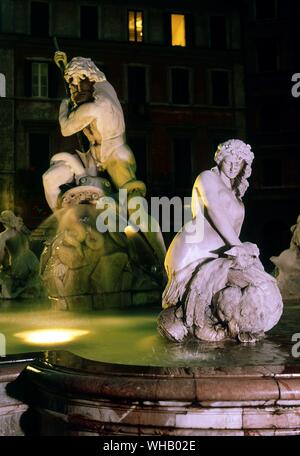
0,210,30,235
214,139,254,198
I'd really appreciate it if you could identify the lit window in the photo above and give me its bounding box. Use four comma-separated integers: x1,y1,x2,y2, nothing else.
32,62,48,98
128,10,143,42
171,14,186,47
0,73,6,97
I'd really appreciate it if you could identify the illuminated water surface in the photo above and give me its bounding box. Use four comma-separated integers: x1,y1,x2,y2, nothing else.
0,299,299,367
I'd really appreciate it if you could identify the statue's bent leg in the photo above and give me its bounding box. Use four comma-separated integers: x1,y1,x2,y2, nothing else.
43,153,86,211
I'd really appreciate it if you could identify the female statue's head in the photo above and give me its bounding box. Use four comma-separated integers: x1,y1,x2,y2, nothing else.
214,139,254,197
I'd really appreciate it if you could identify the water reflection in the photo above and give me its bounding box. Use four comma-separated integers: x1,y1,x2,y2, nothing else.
0,298,299,367
15,329,89,345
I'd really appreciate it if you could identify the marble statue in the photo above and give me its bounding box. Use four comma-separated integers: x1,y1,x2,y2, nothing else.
40,52,164,309
40,204,160,310
158,139,283,343
43,52,165,264
270,215,300,301
0,210,42,298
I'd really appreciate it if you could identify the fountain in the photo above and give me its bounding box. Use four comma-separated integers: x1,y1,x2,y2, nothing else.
0,210,42,299
158,140,283,344
0,54,300,437
271,215,300,302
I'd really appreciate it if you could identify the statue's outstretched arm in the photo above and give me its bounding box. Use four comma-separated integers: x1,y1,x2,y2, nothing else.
59,99,96,137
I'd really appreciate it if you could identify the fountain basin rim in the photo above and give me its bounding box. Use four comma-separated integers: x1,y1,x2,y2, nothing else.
11,350,300,404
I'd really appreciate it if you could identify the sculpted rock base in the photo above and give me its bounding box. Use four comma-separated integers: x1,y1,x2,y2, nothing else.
40,204,161,310
158,246,283,344
158,140,283,344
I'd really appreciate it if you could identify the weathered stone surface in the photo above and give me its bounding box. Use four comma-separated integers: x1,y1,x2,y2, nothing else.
243,407,300,429
0,360,33,436
160,139,283,343
6,350,299,436
271,215,300,301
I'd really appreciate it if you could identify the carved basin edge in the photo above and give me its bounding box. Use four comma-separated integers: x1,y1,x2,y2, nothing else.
3,350,298,403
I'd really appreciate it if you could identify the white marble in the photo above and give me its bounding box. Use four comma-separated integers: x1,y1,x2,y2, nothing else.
158,139,283,343
175,407,243,430
0,210,42,298
271,215,300,300
42,52,165,264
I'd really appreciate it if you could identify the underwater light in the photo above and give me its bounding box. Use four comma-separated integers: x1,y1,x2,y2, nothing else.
14,329,89,345
124,225,138,236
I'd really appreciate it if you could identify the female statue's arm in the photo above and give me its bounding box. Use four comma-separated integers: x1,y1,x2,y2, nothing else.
196,171,243,247
59,99,96,137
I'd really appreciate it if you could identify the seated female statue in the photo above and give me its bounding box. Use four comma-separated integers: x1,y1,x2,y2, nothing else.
158,139,283,343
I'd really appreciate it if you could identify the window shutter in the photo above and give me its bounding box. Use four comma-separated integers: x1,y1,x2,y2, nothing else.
48,62,58,98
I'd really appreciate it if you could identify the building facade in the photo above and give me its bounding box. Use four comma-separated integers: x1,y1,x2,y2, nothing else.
0,0,245,236
243,0,300,267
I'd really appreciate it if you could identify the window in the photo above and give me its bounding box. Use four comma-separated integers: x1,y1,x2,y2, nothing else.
0,73,5,97
80,5,98,39
173,138,192,191
25,61,60,98
128,66,146,104
255,0,277,20
30,2,49,36
171,68,190,104
256,41,279,72
210,70,230,106
210,16,227,49
32,62,48,98
128,10,143,42
128,136,147,182
171,14,186,47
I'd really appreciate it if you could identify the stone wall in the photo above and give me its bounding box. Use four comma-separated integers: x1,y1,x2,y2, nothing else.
0,362,30,436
